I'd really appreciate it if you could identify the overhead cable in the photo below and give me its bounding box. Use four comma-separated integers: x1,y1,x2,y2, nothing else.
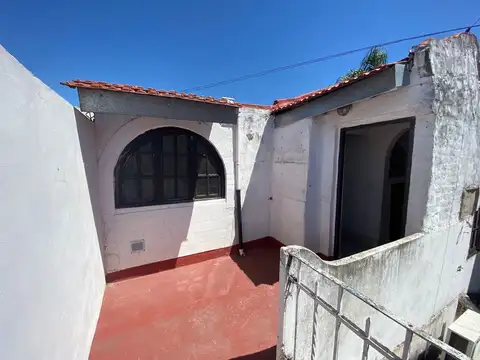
182,24,480,93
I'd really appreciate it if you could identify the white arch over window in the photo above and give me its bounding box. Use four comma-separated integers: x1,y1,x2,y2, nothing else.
114,126,225,208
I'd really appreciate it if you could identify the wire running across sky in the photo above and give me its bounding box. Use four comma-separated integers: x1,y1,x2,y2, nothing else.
469,15,480,29
182,24,480,93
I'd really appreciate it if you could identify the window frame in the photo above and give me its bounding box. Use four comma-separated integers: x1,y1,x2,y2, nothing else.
469,208,480,258
114,127,225,209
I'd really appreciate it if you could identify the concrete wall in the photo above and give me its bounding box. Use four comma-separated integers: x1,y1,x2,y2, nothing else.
75,111,106,267
270,117,312,247
341,122,410,249
238,107,273,241
278,33,480,360
272,83,423,256
423,33,480,234
279,228,474,360
0,46,105,359
305,62,435,256
96,107,272,273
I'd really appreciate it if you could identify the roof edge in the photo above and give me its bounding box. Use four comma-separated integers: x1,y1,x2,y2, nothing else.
62,59,412,115
271,59,408,114
61,80,243,108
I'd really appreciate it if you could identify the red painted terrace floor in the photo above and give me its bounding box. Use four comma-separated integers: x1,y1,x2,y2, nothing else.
89,245,280,360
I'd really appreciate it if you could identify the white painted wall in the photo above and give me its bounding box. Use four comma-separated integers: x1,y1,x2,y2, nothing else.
0,46,105,360
278,33,480,360
96,114,234,273
270,117,312,247
279,226,475,360
76,110,106,267
238,107,273,241
271,97,418,256
306,66,435,256
96,107,272,273
341,122,410,250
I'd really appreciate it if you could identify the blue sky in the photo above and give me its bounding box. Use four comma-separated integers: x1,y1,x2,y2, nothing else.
1,1,479,106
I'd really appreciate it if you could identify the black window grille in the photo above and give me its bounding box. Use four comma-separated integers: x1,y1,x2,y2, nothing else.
115,127,225,208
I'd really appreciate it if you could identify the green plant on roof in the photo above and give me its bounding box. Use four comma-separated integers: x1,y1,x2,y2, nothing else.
338,46,388,82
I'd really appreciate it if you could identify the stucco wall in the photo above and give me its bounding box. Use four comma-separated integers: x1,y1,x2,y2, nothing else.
279,227,474,360
238,107,273,241
0,46,105,360
306,65,435,256
273,85,425,256
96,107,272,273
96,114,234,273
75,111,106,267
270,117,312,247
341,122,410,249
424,33,480,233
278,33,480,360
424,32,480,313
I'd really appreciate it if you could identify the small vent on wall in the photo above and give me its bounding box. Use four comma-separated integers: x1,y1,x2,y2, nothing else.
131,240,145,253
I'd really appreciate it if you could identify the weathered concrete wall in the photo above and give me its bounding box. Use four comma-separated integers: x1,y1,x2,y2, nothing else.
0,46,105,359
279,238,466,360
274,61,433,256
96,107,272,273
270,117,312,247
238,107,273,241
78,88,239,124
424,32,480,315
306,69,434,255
423,33,480,233
278,33,480,360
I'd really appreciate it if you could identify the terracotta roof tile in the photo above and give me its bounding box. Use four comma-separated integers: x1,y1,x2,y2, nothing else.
272,33,479,113
60,80,242,107
62,58,411,114
239,103,272,110
271,59,408,113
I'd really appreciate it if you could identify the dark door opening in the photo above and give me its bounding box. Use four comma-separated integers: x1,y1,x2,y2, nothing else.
388,182,406,240
382,130,411,243
334,120,414,259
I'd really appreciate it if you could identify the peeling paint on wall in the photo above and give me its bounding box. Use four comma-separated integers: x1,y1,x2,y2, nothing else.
277,34,480,360
238,107,274,242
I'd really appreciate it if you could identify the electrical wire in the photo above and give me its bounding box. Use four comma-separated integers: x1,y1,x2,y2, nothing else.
471,15,480,28
182,24,480,93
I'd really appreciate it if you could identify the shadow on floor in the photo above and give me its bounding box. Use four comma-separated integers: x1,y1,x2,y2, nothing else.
416,344,442,360
231,346,276,360
229,240,281,286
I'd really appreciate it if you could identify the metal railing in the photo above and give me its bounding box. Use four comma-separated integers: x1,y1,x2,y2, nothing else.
282,250,471,360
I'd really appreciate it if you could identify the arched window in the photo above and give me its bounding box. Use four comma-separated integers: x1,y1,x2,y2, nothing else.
115,127,225,208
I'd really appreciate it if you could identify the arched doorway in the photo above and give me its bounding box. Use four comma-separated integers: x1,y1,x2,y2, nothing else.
381,129,411,243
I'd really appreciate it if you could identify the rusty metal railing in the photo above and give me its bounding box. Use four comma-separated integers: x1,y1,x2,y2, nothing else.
281,248,471,360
